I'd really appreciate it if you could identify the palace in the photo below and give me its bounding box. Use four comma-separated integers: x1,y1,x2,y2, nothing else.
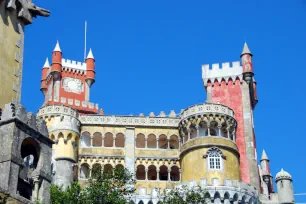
0,1,295,203
36,42,295,204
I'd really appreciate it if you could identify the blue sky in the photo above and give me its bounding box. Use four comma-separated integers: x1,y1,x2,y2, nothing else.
23,0,306,201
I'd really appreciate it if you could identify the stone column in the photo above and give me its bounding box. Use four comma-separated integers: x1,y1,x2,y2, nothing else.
102,136,104,147
218,125,221,137
145,137,147,148
226,127,230,139
90,137,93,147
145,168,148,180
187,128,191,140
178,139,181,149
31,177,40,202
167,139,170,149
196,125,200,138
168,169,171,181
156,138,159,149
113,137,116,147
157,169,160,181
233,130,236,142
179,169,182,181
207,125,211,136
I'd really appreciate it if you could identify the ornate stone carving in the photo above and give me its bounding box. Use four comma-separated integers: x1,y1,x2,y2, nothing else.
5,0,50,25
62,77,83,94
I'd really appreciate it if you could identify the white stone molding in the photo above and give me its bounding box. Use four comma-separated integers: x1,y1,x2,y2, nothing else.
202,61,243,86
79,115,180,128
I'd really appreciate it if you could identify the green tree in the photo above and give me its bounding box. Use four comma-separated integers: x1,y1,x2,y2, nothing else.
161,185,207,204
50,167,135,204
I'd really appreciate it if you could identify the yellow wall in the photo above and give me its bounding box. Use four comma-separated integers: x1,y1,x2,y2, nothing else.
50,130,79,161
180,137,240,184
0,2,22,108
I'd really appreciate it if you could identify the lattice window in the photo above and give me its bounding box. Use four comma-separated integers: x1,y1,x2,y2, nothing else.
204,147,225,171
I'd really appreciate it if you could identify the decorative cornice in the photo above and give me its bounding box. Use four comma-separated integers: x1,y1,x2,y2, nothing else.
79,115,180,128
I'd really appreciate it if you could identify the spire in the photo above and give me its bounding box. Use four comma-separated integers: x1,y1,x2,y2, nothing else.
241,42,252,56
53,40,61,52
261,149,269,161
43,58,50,68
87,48,94,59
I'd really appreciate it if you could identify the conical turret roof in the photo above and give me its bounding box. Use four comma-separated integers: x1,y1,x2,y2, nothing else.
261,149,269,161
241,42,252,56
53,40,61,52
87,48,94,59
43,58,50,68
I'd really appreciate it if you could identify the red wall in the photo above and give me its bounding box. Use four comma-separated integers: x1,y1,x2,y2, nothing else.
208,78,251,184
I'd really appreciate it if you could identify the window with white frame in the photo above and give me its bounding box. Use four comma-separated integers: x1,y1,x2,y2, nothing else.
205,147,224,171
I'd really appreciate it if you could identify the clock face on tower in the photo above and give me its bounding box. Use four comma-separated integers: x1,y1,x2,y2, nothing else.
62,78,83,94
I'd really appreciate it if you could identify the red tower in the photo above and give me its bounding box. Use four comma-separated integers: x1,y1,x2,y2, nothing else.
202,42,259,189
40,41,98,114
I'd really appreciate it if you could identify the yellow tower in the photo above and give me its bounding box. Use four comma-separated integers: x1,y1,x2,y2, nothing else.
179,103,240,185
37,105,80,188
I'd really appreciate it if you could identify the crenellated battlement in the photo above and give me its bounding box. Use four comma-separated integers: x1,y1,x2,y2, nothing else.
62,58,87,71
202,61,243,86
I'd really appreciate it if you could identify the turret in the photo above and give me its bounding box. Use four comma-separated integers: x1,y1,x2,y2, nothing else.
51,41,62,80
40,58,50,96
240,42,253,78
85,48,95,87
275,169,294,204
260,150,274,194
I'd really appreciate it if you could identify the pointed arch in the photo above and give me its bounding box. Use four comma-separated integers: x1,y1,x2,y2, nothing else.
214,192,221,204
148,201,153,204
224,192,230,204
233,193,239,204
138,201,144,204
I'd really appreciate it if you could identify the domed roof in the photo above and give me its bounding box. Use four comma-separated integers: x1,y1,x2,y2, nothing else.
276,168,292,180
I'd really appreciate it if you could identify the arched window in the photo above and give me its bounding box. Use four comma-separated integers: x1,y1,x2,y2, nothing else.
214,192,221,204
148,201,153,204
115,133,125,147
170,166,180,181
80,163,90,179
169,135,179,149
136,133,145,148
116,164,124,170
104,133,113,147
92,132,102,147
138,201,144,204
148,165,157,180
206,128,217,136
159,165,168,181
92,163,102,178
136,165,145,180
147,134,156,148
158,134,168,149
205,148,224,170
104,164,113,174
81,132,91,147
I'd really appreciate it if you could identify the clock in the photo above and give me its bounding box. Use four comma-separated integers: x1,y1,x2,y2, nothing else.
62,78,82,94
